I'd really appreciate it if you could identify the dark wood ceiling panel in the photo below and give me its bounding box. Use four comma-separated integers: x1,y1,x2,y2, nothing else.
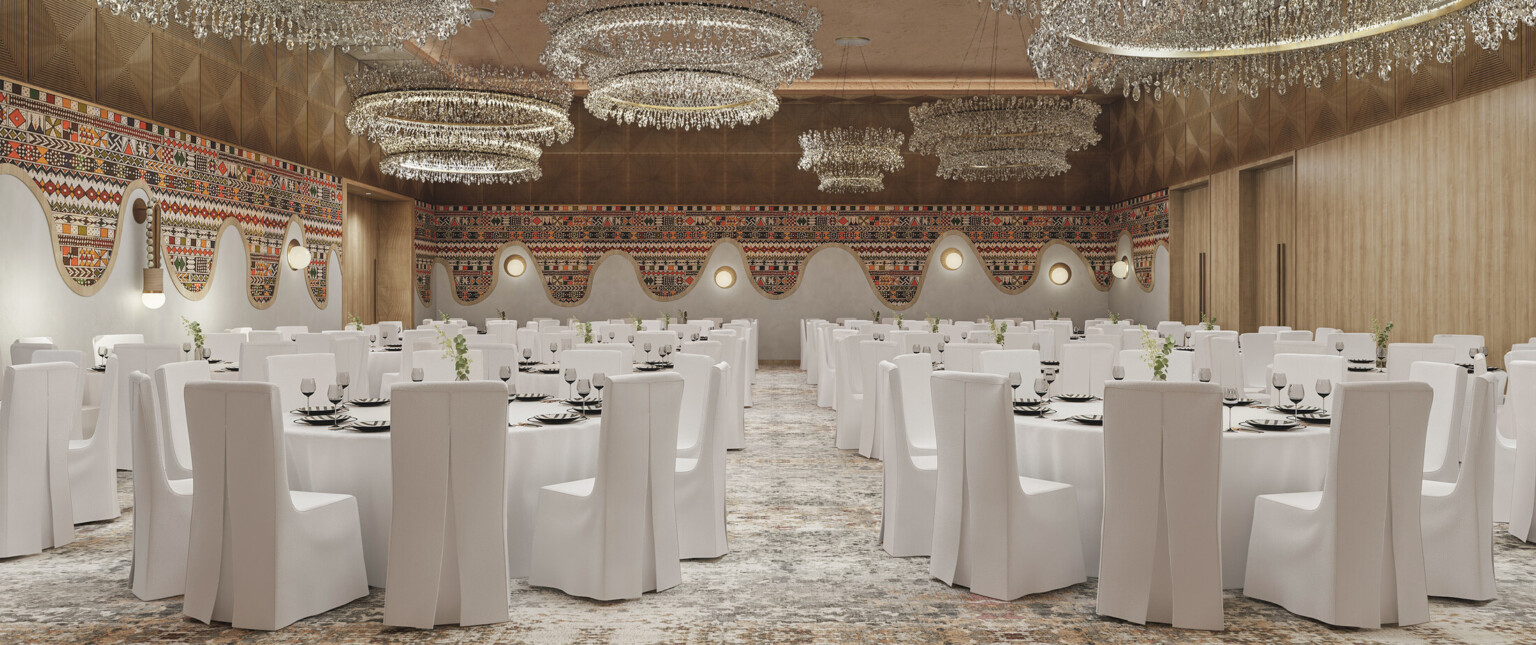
0,0,25,81
306,103,334,171
241,72,276,153
152,35,199,132
1346,73,1396,133
1304,74,1347,146
28,0,94,100
95,14,151,116
1455,41,1524,99
1395,58,1454,117
199,56,239,144
275,89,305,163
276,45,305,92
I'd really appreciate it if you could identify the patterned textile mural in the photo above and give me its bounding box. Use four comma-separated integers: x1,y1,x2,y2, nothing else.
1109,190,1171,290
0,80,344,307
414,201,436,305
416,196,1171,307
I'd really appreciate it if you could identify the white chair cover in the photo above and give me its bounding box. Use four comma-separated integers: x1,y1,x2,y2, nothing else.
1273,340,1327,355
31,350,95,441
881,354,937,556
1238,333,1278,391
103,344,181,470
633,331,678,363
818,327,854,408
928,372,1085,600
182,381,368,630
1084,328,1123,352
1208,336,1244,392
1257,326,1291,334
1433,334,1486,362
941,342,999,373
69,356,119,524
575,342,635,367
130,370,193,600
377,321,404,347
898,331,943,355
1118,350,1154,381
266,353,337,411
91,333,144,363
1189,330,1237,373
1243,381,1432,628
484,320,518,345
155,361,211,479
1270,354,1346,411
1276,330,1313,342
1036,321,1074,362
1387,343,1456,381
679,340,722,362
1329,332,1375,361
0,362,77,556
1055,343,1115,397
1422,373,1497,600
858,340,898,457
274,325,309,341
528,372,684,600
559,349,626,385
331,335,370,398
712,329,747,450
469,342,520,383
409,349,486,384
245,330,283,343
10,340,56,367
292,333,331,354
1098,381,1224,631
1411,361,1468,483
385,382,510,628
833,334,873,450
1507,361,1536,542
202,332,246,363
1155,322,1185,343
672,355,728,559
978,349,1044,388
1167,349,1195,382
238,342,296,383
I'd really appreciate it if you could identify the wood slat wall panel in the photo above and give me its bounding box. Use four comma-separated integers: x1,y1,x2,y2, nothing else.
241,72,275,153
199,56,239,144
0,0,25,81
1347,73,1397,133
95,14,151,116
152,35,198,132
1455,40,1524,99
275,89,305,163
28,0,93,100
1397,59,1454,117
307,103,334,171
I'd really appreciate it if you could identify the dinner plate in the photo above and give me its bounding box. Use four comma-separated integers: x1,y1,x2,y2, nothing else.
347,421,390,432
384,346,403,352
536,366,563,374
1014,398,1049,407
1291,412,1331,424
1348,366,1376,372
1012,406,1055,416
564,397,601,407
635,364,663,372
1055,393,1097,402
514,393,548,402
1040,360,1061,366
1269,404,1321,414
348,398,389,407
297,414,354,426
222,365,240,372
1242,418,1301,431
292,405,344,416
533,412,585,425
1223,398,1259,406
1069,414,1104,425
1348,358,1375,364
90,366,107,372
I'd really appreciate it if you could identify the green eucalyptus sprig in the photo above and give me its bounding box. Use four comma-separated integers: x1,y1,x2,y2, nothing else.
436,325,472,381
181,316,205,352
679,310,688,324
660,311,671,330
1200,312,1218,330
575,317,594,344
1049,310,1060,321
1141,329,1176,381
993,320,1008,345
1108,310,1122,324
895,312,903,327
495,308,507,320
927,313,939,333
871,309,882,324
347,313,363,331
1370,317,1395,350
631,313,643,331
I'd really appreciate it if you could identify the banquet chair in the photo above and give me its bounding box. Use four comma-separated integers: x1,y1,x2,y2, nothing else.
1117,350,1154,381
1084,328,1123,353
1243,381,1432,628
1209,336,1244,393
819,328,855,408
1387,343,1456,381
575,342,635,367
10,340,56,367
1411,361,1468,484
1269,354,1345,411
935,324,965,345
266,353,338,411
858,340,899,457
16,336,55,343
153,361,211,479
68,355,119,524
515,327,540,355
1238,333,1278,391
1054,343,1116,397
31,350,97,442
1313,328,1342,345
1166,350,1195,382
1433,334,1486,362
634,331,678,363
929,372,1086,600
103,343,181,471
977,349,1043,387
1495,354,1536,524
202,332,246,363
411,349,486,383
1421,373,1497,601
882,354,938,556
484,320,518,345
529,372,684,600
91,333,144,364
182,381,368,630
1156,322,1186,343
1506,361,1536,543
239,342,296,383
679,339,722,362
941,342,1000,373
1272,340,1327,356
672,355,728,559
130,370,192,600
1329,332,1375,361
834,334,874,450
1036,321,1074,362
1098,381,1224,631
1276,330,1313,342
539,329,583,364
1189,330,1237,372
380,330,439,389
1258,326,1291,334
292,333,331,354
670,323,704,340
640,319,664,332
0,362,78,557
274,325,309,341
328,334,370,398
385,381,510,628
1121,327,1156,355
378,321,404,346
468,342,519,383
1001,330,1042,351
558,349,626,386
900,331,944,355
725,321,757,404
246,330,283,343
712,329,748,450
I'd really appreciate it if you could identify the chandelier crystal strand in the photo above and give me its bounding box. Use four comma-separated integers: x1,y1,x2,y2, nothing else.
798,127,907,193
999,0,1536,99
541,0,823,129
908,95,1100,182
379,135,545,185
94,0,475,50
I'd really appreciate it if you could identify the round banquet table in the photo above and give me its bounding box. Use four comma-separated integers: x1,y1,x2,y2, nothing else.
364,350,585,399
1013,399,1331,589
284,397,601,587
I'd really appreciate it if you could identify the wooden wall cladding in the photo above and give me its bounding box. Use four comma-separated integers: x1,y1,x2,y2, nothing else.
1105,35,1531,203
0,0,403,195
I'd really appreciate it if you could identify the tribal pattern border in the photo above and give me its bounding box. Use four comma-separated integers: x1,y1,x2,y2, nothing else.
0,79,343,307
416,195,1171,307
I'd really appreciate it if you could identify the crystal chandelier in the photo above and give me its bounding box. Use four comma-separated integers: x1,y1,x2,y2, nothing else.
540,0,823,130
798,127,907,193
93,0,475,51
908,95,1100,182
379,134,545,185
994,0,1536,99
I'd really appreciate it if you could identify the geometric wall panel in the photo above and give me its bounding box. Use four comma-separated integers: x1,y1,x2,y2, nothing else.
152,35,198,132
0,0,25,81
29,0,94,100
94,14,150,116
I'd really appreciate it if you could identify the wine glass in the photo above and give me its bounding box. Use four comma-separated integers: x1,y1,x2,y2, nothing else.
593,372,606,401
911,343,921,354
1315,378,1332,411
643,343,654,361
1376,345,1388,367
692,333,700,342
563,368,577,400
182,342,191,360
326,384,343,410
1271,372,1287,405
1045,370,1058,387
1032,377,1049,403
959,331,969,341
548,342,559,362
411,367,424,383
200,347,211,361
300,378,317,408
1198,367,1212,383
97,346,109,368
522,348,534,363
1335,340,1345,356
1287,383,1305,410
336,371,351,402
1032,342,1041,352
1112,365,1126,381
1008,371,1022,402
936,341,947,363
1222,387,1241,431
499,365,513,394
369,334,378,346
608,331,617,341
1184,330,1193,347
576,378,592,403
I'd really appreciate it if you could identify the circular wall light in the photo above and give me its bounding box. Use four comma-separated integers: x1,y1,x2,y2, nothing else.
1112,256,1130,279
285,239,312,271
504,254,528,277
940,248,964,271
1048,263,1072,285
714,266,737,289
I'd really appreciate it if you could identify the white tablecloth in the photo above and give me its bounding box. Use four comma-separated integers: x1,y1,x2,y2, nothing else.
284,398,601,586
1013,400,1330,588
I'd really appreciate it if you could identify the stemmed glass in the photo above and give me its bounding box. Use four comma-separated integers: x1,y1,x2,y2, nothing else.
1113,365,1126,381
1008,372,1022,402
1033,377,1050,404
1045,370,1058,390
1184,330,1193,347
336,371,351,402
1335,341,1345,356
911,343,922,354
959,331,968,342
1287,383,1306,410
499,365,513,395
593,372,607,402
200,347,211,361
1271,372,1287,406
609,331,617,341
936,341,947,364
522,348,534,364
564,368,577,400
369,334,378,347
326,384,344,410
182,342,192,360
1223,387,1242,431
1376,345,1388,368
300,378,317,409
643,343,654,361
549,342,560,363
1198,368,1212,383
97,346,109,368
1315,378,1332,412
576,379,592,404
411,367,424,383
691,333,700,342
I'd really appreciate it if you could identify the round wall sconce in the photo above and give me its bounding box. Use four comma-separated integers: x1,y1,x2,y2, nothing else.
504,254,528,277
714,266,737,289
286,239,312,271
1048,263,1072,285
940,248,964,271
1112,256,1130,279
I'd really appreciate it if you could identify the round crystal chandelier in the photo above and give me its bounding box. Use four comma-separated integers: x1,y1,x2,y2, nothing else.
540,0,823,130
997,0,1536,99
379,134,544,185
93,0,475,50
908,95,1101,182
798,127,907,193
347,62,574,147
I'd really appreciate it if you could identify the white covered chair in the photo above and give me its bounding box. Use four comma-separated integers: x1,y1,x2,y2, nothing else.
1386,342,1456,381
130,370,193,600
1422,373,1497,601
1084,328,1123,352
1098,381,1224,631
833,334,873,450
1410,361,1468,484
558,349,626,386
10,340,56,367
1238,332,1278,391
1243,381,1432,628
182,381,368,630
575,342,635,367
1054,343,1115,397
679,339,722,362
69,356,120,524
940,342,999,373
31,350,96,441
928,372,1085,600
377,321,404,347
1035,321,1073,362
484,320,518,345
881,354,938,557
154,361,211,480
1208,336,1244,392
1273,340,1327,356
858,340,899,457
91,333,144,365
1117,350,1154,381
977,349,1043,388
1276,330,1313,342
898,331,943,355
1433,334,1486,363
385,382,510,628
330,334,370,399
1507,361,1536,543
633,331,678,363
0,362,78,557
712,329,748,450
1329,332,1376,361
1269,354,1345,411
238,342,296,383
274,325,309,341
202,332,246,363
1155,321,1185,343
266,353,337,411
409,349,485,384
1257,326,1291,334
246,330,284,343
468,341,520,383
1001,330,1042,351
102,343,181,471
292,333,331,355
818,328,855,408
528,372,684,600
1189,330,1237,372
672,355,727,559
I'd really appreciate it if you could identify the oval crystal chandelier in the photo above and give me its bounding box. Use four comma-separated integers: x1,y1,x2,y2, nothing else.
379,134,545,185
798,127,907,193
908,95,1100,182
94,0,476,50
993,0,1536,99
540,0,823,130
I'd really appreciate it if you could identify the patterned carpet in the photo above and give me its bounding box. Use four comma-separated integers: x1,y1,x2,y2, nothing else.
2,365,1535,643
